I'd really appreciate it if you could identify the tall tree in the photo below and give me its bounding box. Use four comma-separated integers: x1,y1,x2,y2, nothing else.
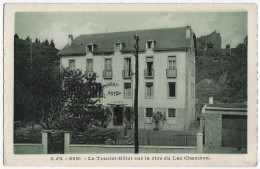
44,39,49,46
25,36,31,41
50,39,55,48
14,33,19,39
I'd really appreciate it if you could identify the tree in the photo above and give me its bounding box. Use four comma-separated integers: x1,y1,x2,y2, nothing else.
244,36,248,45
152,111,166,131
35,38,39,43
50,39,55,48
44,39,49,46
25,36,31,41
14,33,19,39
32,66,111,132
226,44,230,49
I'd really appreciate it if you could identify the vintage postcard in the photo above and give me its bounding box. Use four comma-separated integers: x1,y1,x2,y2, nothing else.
3,3,258,167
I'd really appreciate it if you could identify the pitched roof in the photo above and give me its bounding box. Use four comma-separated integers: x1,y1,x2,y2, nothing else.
58,27,193,56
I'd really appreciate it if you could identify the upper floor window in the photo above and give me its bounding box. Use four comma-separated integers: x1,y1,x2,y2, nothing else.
146,40,155,50
146,82,154,98
123,58,132,78
168,56,176,69
145,57,154,77
105,58,112,71
168,82,176,98
68,60,75,70
86,59,93,72
124,83,132,98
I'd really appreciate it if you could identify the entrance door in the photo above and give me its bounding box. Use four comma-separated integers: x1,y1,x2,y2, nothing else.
222,115,247,148
113,106,123,126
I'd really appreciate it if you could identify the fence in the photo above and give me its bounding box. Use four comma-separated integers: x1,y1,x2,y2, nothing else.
14,131,204,154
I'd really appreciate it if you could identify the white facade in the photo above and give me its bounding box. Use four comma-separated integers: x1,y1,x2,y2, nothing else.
59,27,196,130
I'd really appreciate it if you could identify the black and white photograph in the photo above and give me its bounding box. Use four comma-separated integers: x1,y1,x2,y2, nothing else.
3,3,258,167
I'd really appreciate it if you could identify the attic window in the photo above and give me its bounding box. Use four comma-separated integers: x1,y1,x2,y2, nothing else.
146,40,155,50
86,44,96,53
114,42,125,51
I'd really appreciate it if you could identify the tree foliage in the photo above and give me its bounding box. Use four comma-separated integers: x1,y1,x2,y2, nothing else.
152,111,166,131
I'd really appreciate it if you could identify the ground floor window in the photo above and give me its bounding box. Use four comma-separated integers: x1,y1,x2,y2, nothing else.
168,108,176,118
146,108,153,117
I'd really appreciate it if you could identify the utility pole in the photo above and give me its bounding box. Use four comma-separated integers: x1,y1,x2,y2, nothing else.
134,35,139,154
30,38,35,131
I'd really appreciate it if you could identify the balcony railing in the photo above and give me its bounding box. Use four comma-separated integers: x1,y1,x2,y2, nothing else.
103,70,113,79
166,69,177,78
144,69,154,78
122,70,132,79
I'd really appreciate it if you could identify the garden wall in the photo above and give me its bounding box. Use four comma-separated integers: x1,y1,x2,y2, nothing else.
14,144,43,154
66,145,197,154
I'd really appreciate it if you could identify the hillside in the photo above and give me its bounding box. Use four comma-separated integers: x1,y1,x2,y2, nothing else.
14,37,59,121
195,33,247,118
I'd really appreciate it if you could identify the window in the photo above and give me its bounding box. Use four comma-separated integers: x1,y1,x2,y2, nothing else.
146,108,153,117
123,58,131,77
86,59,93,72
146,40,155,49
114,43,121,51
68,60,75,70
90,83,102,97
168,109,176,118
146,82,154,98
124,83,132,98
168,82,176,97
146,57,153,76
105,59,112,71
87,45,93,52
168,56,176,69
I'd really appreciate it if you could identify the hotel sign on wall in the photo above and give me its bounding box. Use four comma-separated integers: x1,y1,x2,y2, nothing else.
103,82,121,96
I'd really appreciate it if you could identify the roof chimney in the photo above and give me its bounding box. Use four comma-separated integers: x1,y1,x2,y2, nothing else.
68,35,73,46
208,93,213,104
185,26,191,39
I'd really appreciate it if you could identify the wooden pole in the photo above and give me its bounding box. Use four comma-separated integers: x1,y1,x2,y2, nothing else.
134,35,139,154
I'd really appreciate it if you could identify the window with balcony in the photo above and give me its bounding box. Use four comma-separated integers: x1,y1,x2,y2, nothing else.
168,82,176,98
145,82,154,98
166,56,177,78
103,58,112,79
144,57,154,78
123,58,132,79
124,83,132,98
68,60,75,70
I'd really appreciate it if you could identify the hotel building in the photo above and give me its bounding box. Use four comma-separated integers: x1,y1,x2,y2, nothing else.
58,26,197,131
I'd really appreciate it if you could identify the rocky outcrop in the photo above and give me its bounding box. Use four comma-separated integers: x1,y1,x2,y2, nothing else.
197,30,222,49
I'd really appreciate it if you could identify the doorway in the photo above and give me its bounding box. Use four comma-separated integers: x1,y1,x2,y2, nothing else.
113,106,123,126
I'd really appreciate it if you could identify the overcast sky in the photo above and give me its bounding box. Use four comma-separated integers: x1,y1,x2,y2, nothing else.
15,12,247,50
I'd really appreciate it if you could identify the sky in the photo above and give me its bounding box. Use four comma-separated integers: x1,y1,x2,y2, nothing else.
15,12,247,50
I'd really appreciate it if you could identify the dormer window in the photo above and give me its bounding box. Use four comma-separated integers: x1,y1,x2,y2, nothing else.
146,40,156,50
86,43,96,53
114,41,125,51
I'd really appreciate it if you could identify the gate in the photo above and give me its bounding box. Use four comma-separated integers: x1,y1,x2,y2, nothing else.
48,132,64,154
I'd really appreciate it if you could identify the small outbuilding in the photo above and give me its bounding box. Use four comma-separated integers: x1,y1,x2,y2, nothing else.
200,103,247,149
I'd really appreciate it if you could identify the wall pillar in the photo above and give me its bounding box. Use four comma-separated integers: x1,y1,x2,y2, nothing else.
41,132,48,154
64,132,70,154
197,132,203,153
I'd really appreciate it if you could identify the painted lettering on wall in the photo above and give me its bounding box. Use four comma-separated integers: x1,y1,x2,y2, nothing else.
107,91,121,96
104,82,121,97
